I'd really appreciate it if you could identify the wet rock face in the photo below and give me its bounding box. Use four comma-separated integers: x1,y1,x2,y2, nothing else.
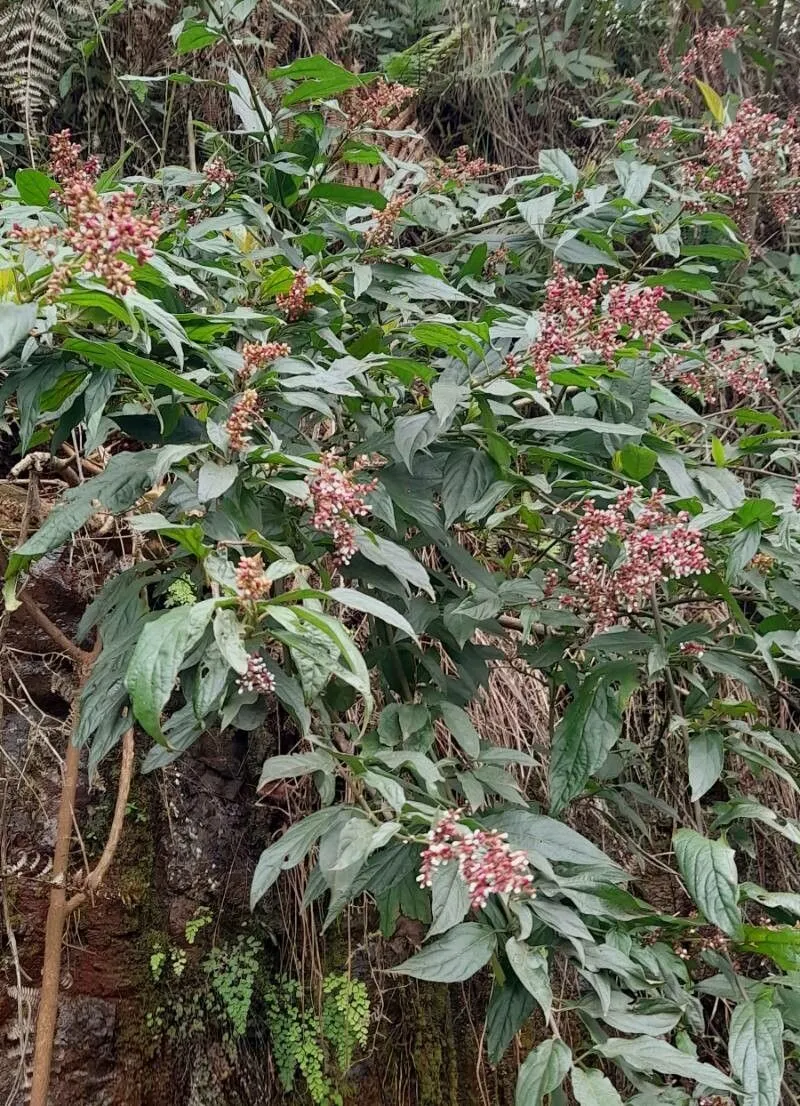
1,558,271,1105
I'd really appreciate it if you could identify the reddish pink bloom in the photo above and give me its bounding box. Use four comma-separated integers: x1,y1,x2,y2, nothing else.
435,145,503,186
306,452,378,565
793,484,800,510
240,341,291,382
679,641,705,657
237,653,276,694
516,265,671,394
235,554,270,601
225,389,262,452
203,157,234,188
678,26,740,82
12,130,161,297
276,267,311,320
365,192,409,248
561,488,709,632
342,80,415,129
418,809,534,911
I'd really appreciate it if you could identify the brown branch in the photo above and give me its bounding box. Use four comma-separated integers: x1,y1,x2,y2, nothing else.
65,726,135,913
27,727,82,1106
16,591,91,665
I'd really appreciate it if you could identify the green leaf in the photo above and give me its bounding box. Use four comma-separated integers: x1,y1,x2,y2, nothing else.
518,192,558,239
486,976,535,1065
618,443,657,480
251,808,348,908
6,450,156,597
271,55,369,105
258,751,336,790
212,608,248,675
484,811,622,871
326,586,418,641
513,416,644,437
125,599,216,744
695,78,725,123
549,677,623,815
688,731,724,802
505,939,552,1020
596,1037,737,1092
441,449,496,527
307,182,386,209
393,923,497,982
729,995,783,1106
571,1069,624,1106
198,461,238,502
15,168,58,206
673,829,742,938
0,303,37,362
176,20,221,53
538,148,579,186
740,924,800,970
355,531,434,598
438,702,481,759
62,338,219,403
515,1039,572,1106
428,861,471,938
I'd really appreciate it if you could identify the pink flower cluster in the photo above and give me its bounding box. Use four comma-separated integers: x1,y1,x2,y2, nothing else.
484,246,509,278
435,145,503,186
661,347,771,403
516,264,671,394
793,484,800,510
343,80,415,128
561,487,709,632
235,553,271,601
237,653,276,694
679,641,705,658
306,451,378,565
683,101,800,224
417,809,534,911
276,267,311,320
240,340,290,382
203,157,234,188
225,389,262,452
12,130,160,298
676,26,740,82
365,192,409,248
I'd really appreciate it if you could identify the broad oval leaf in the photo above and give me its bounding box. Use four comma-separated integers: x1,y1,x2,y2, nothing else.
515,1039,572,1106
673,828,743,938
729,995,784,1106
393,922,496,982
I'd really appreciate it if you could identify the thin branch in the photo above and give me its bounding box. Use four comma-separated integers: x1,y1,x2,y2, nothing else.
66,726,135,913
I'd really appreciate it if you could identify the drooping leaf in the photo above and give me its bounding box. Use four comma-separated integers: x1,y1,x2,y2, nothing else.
505,939,552,1020
125,599,216,745
571,1068,625,1106
596,1037,737,1092
688,731,724,802
549,677,623,814
427,861,470,938
393,923,497,982
728,995,783,1106
514,1039,572,1106
0,303,38,361
673,829,742,937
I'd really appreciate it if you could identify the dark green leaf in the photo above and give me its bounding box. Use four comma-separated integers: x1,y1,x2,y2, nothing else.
393,923,497,982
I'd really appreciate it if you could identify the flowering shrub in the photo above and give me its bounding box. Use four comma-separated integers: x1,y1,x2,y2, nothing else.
4,39,800,1106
